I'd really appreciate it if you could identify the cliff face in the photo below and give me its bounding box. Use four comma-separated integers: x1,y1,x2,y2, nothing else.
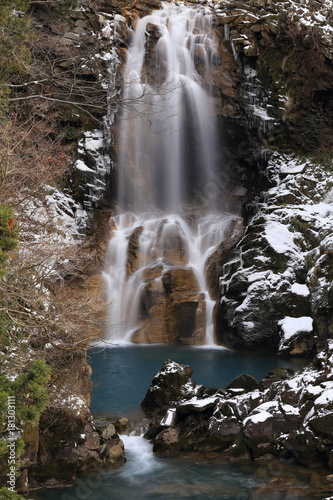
86,0,332,352
208,0,333,354
21,0,333,352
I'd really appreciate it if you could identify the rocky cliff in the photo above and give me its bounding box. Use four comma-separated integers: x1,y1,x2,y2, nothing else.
87,0,333,352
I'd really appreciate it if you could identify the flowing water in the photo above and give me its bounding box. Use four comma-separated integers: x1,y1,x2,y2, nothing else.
117,5,219,214
29,434,326,500
103,5,233,345
29,347,320,500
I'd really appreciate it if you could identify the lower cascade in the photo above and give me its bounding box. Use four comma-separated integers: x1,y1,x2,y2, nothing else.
104,5,240,345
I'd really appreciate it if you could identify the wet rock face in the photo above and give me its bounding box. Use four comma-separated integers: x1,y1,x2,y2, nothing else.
121,214,244,346
131,266,206,345
205,217,244,300
142,345,333,471
162,269,205,345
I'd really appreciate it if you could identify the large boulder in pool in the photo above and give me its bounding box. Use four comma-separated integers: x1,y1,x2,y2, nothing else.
143,342,333,471
141,360,197,411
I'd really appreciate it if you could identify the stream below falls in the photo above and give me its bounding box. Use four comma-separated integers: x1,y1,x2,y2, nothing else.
29,346,332,500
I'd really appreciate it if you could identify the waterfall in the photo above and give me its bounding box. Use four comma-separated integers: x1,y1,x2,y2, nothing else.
118,5,221,214
104,5,235,345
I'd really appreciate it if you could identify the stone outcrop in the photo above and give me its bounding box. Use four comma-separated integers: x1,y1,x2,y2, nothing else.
27,410,125,490
215,153,333,354
212,0,333,151
141,343,333,476
141,360,195,410
130,265,206,345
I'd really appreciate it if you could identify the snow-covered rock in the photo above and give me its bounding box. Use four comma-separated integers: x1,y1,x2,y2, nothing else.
216,154,333,354
143,344,333,471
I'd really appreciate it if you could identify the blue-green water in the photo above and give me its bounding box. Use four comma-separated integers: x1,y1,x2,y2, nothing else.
88,344,306,419
29,346,318,500
28,435,323,500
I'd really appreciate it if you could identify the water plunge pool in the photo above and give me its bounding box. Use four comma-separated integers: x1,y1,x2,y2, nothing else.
88,344,306,420
30,345,326,500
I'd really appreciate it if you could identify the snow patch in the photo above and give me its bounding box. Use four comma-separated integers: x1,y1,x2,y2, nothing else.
264,221,297,254
315,389,333,406
243,411,272,426
291,283,310,297
74,159,95,173
279,316,313,341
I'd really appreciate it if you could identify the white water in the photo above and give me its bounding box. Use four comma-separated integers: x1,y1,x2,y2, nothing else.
104,212,235,343
120,434,163,479
104,5,234,345
118,5,220,214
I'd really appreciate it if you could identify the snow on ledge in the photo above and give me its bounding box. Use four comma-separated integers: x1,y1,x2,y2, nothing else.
264,221,297,254
280,160,307,174
243,410,272,426
74,159,95,173
314,389,333,406
291,283,310,297
279,316,313,342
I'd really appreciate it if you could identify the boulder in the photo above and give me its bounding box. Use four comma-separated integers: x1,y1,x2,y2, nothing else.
114,417,130,434
242,408,279,458
176,397,219,416
309,412,333,439
143,347,333,468
227,373,259,392
153,428,180,454
102,438,125,465
141,360,196,411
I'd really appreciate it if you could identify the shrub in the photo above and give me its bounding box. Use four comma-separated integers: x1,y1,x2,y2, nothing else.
0,488,24,499
14,360,51,425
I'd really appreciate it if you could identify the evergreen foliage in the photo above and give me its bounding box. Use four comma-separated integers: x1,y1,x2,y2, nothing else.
0,360,51,465
0,488,24,499
14,360,51,424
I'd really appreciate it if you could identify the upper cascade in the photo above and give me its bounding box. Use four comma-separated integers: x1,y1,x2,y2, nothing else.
118,5,222,215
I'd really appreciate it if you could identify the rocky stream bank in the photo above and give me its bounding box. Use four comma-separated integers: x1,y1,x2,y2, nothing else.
138,343,333,497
